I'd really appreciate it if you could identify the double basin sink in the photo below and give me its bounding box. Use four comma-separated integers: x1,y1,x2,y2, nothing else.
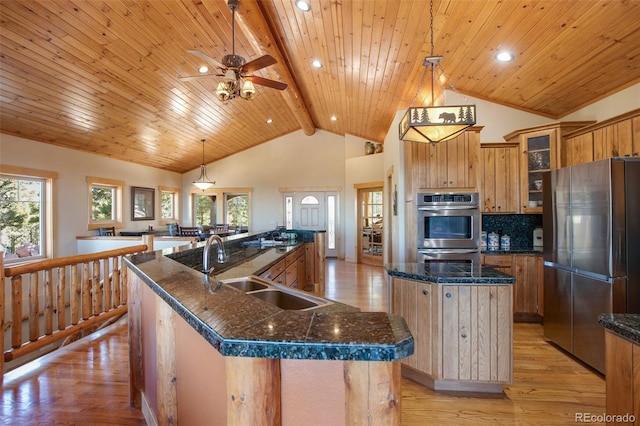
220,276,331,311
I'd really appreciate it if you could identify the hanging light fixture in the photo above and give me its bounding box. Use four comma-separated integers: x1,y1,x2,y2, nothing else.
192,139,216,191
399,0,476,144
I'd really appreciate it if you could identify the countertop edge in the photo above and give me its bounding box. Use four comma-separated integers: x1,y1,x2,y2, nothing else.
598,313,640,345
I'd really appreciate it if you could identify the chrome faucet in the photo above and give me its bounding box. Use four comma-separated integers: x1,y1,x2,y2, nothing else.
203,234,227,274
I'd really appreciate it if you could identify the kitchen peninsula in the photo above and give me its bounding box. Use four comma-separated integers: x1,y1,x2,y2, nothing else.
124,231,413,426
386,262,515,393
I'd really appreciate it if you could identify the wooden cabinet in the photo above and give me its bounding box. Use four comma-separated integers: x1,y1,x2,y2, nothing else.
439,284,512,385
259,245,307,288
390,278,433,375
405,127,480,191
304,242,315,289
504,121,593,213
482,254,543,322
563,110,640,167
512,254,543,321
479,143,519,213
604,330,640,424
389,276,512,393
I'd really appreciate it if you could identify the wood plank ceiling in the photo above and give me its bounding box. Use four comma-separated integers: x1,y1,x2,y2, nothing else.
1,0,639,173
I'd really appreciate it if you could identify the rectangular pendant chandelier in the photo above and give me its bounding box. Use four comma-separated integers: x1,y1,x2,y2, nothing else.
399,105,476,144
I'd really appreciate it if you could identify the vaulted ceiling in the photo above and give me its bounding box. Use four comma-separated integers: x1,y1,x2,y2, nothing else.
1,0,639,173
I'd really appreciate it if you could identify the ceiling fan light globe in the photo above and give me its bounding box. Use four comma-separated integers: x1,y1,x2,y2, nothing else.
241,80,256,99
216,82,231,101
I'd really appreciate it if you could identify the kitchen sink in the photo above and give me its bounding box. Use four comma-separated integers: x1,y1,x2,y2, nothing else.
221,276,331,311
222,277,270,292
248,289,326,310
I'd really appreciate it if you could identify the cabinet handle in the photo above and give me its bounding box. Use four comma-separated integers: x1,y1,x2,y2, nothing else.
446,292,452,298
422,289,429,296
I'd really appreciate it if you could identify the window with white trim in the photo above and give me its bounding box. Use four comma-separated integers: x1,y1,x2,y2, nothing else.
87,176,124,230
1,166,55,264
159,186,180,224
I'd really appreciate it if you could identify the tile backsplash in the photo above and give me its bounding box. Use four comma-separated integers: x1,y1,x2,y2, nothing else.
482,214,542,248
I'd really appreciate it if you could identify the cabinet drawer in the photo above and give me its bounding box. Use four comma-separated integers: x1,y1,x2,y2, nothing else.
285,262,298,287
482,254,512,267
269,259,286,279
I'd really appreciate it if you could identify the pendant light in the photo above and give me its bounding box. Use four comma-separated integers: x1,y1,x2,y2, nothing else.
399,0,476,144
192,139,215,191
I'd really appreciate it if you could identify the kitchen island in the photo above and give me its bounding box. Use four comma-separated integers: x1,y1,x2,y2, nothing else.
386,262,515,393
124,231,413,426
598,314,640,424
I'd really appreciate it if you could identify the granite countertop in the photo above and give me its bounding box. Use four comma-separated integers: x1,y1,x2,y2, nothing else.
385,262,516,284
598,313,640,345
124,231,413,362
482,247,543,255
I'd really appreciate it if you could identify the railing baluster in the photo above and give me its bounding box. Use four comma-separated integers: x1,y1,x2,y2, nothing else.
71,264,80,325
11,275,22,349
113,256,121,307
29,272,39,342
44,269,53,335
57,266,66,330
82,263,91,320
92,260,100,316
103,258,112,310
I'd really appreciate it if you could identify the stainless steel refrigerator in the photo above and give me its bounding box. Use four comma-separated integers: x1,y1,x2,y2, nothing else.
542,157,640,374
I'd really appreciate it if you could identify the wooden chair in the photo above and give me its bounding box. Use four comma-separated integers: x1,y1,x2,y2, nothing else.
98,226,116,236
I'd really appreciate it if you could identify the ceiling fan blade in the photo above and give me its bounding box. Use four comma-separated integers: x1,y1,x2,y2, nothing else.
245,75,288,91
242,55,277,73
178,74,224,82
187,49,225,69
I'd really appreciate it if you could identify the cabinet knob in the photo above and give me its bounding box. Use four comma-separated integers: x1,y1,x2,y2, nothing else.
461,332,467,338
422,289,429,296
446,292,452,298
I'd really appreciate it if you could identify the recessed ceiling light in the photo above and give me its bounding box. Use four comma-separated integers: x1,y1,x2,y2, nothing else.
198,65,209,73
266,118,273,124
311,59,323,68
295,0,311,12
330,115,337,121
496,51,514,62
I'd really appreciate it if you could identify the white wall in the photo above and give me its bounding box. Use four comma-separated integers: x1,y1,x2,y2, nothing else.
0,134,182,257
560,83,640,122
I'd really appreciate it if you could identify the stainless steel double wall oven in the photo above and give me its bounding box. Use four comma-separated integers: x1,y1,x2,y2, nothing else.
416,192,480,262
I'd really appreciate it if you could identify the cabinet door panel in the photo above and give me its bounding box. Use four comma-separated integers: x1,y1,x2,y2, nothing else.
441,285,459,380
416,282,433,375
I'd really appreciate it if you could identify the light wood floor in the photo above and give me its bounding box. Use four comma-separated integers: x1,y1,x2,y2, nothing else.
1,259,605,425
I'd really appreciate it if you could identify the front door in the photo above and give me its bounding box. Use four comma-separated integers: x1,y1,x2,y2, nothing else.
284,191,338,258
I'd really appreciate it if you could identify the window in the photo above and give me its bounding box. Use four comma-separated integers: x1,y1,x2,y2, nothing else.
87,176,124,230
159,186,180,224
193,194,216,227
0,165,56,264
225,193,249,231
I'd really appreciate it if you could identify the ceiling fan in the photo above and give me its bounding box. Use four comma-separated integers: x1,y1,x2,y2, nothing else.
179,0,287,101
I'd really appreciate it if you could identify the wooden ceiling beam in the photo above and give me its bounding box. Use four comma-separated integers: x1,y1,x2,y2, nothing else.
234,0,316,136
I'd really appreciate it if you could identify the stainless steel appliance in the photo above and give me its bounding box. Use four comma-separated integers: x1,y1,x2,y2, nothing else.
417,192,480,262
543,157,640,373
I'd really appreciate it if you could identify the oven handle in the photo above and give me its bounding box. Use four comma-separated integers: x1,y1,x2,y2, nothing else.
418,249,479,254
417,206,478,211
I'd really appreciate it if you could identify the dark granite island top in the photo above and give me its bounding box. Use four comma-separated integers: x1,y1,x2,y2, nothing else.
124,234,413,362
598,313,640,344
385,261,516,284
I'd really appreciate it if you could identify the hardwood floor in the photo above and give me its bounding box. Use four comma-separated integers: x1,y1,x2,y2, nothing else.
1,259,605,425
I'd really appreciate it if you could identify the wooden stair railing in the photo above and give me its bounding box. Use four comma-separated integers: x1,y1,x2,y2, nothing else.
0,240,152,381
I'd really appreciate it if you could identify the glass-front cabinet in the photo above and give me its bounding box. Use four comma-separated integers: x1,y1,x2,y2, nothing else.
504,122,594,213
524,133,553,212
